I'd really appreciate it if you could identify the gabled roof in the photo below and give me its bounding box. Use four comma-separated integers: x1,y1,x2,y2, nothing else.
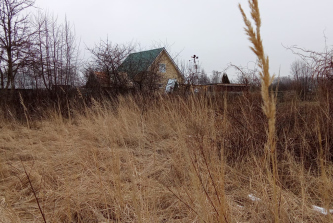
118,48,164,79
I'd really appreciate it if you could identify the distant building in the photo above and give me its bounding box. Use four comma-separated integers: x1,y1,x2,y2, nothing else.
86,48,184,91
118,47,184,90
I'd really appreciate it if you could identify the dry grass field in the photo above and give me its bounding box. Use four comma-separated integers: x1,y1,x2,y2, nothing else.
0,1,332,222
0,94,332,222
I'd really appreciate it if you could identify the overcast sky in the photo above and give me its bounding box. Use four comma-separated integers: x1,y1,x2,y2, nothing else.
34,0,333,81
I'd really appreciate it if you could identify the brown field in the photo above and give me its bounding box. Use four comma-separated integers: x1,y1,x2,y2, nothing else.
0,93,332,222
0,1,332,222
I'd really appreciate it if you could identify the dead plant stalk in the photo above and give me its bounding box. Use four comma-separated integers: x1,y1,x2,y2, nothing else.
239,0,279,222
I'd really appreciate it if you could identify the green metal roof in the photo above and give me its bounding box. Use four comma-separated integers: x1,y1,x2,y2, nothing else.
118,48,164,79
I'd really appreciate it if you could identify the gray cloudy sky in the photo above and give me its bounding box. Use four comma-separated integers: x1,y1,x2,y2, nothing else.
34,0,333,80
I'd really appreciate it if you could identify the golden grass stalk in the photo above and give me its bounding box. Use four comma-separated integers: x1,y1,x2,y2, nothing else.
239,0,279,222
19,92,30,129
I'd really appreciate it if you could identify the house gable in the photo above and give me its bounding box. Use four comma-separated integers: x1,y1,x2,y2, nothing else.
151,50,184,85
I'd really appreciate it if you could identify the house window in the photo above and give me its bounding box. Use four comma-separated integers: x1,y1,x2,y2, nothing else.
159,63,166,73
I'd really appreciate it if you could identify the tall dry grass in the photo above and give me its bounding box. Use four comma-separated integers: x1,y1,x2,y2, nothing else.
0,93,332,222
0,0,332,222
239,0,279,221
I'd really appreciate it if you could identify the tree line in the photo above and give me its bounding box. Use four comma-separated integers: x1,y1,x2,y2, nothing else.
0,0,82,91
0,0,332,96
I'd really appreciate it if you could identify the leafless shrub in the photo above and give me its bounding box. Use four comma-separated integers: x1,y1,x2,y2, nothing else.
285,38,333,100
86,39,135,92
224,62,261,88
0,0,36,90
29,12,81,90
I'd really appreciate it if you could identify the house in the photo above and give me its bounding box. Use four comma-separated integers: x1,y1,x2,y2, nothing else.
118,47,184,91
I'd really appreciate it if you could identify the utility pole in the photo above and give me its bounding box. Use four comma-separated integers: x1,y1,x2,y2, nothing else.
188,55,199,85
190,55,199,74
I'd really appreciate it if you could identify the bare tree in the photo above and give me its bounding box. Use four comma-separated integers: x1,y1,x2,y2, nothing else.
211,70,221,84
197,69,210,84
286,44,333,81
0,0,35,90
63,16,80,87
180,60,200,85
87,39,135,91
271,76,293,92
223,63,261,88
28,12,81,90
131,60,163,92
0,49,5,88
290,60,314,99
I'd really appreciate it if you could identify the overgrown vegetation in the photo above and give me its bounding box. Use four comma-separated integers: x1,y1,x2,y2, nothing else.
1,0,332,222
0,93,332,222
